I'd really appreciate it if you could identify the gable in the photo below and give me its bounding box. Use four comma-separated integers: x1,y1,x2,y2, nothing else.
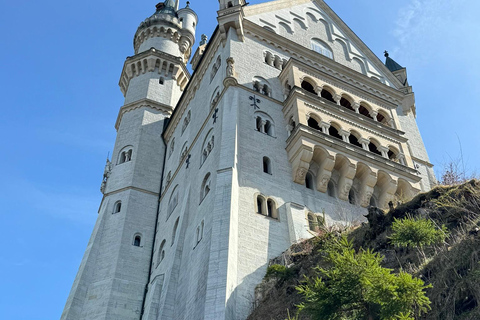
244,0,400,88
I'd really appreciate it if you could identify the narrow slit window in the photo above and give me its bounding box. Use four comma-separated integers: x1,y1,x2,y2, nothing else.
267,199,277,219
263,157,272,174
257,196,264,214
305,172,314,190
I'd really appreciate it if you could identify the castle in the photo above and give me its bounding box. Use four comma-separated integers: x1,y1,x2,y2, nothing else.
61,0,436,319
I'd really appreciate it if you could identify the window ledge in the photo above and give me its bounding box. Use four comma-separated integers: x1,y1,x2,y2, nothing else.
255,212,279,221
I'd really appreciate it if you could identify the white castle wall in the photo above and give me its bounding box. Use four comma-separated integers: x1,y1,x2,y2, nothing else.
63,1,436,320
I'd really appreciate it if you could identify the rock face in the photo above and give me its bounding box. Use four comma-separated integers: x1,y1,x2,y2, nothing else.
248,181,480,320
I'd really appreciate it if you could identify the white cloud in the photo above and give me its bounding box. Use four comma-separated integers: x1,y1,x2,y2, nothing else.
392,0,477,64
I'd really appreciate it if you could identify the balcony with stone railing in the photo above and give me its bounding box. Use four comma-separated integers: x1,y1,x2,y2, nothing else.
286,121,421,210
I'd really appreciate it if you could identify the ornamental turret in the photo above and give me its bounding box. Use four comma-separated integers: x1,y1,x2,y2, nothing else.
134,1,198,63
119,1,196,108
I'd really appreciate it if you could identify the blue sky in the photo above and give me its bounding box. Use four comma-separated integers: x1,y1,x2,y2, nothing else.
0,0,478,319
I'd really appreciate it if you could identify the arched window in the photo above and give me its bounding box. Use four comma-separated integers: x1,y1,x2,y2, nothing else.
348,189,356,205
264,120,273,136
254,112,275,137
388,147,399,162
311,39,333,59
201,129,215,165
305,172,314,190
182,110,191,134
328,125,343,140
340,97,354,111
264,51,273,65
168,138,175,158
256,195,266,215
166,171,172,185
159,77,165,85
327,181,336,198
307,116,321,131
267,199,278,219
158,240,166,264
349,132,363,148
118,147,133,164
200,173,211,202
262,84,271,97
253,77,272,98
359,104,373,119
172,218,179,245
308,213,316,231
321,88,335,103
210,88,221,110
210,55,221,82
377,110,392,127
263,157,272,174
180,142,189,162
256,117,262,131
168,186,179,216
301,80,316,94
288,117,296,135
253,81,262,92
133,234,142,247
113,201,122,214
368,141,382,156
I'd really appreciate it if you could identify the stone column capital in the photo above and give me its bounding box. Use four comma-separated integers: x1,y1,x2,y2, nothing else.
379,146,389,158
320,121,331,134
339,129,350,142
359,138,370,150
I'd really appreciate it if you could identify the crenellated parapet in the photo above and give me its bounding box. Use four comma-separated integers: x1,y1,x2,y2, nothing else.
119,48,190,96
134,23,182,53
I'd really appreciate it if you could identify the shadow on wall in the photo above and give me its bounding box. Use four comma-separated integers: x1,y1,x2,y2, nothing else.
225,202,291,319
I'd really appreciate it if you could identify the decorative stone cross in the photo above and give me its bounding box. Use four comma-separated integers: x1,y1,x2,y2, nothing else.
212,108,219,124
249,95,261,109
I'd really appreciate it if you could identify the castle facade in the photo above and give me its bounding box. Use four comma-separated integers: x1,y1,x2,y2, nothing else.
61,1,435,319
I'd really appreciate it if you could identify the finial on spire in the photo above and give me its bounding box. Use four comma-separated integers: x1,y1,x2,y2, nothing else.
186,1,190,7
384,50,389,58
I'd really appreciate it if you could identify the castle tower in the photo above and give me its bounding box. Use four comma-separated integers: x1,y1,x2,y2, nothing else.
61,2,196,319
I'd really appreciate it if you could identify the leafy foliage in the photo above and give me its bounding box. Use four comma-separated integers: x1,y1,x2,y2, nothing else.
296,237,431,320
390,216,448,248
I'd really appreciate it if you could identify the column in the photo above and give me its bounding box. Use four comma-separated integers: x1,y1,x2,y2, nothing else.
359,138,370,151
339,129,350,143
320,121,330,134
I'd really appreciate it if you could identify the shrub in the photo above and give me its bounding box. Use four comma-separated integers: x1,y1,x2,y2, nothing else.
390,216,448,248
265,264,293,281
296,237,431,320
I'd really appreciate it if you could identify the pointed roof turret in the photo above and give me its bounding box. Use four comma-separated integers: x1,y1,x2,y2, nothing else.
384,51,404,72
